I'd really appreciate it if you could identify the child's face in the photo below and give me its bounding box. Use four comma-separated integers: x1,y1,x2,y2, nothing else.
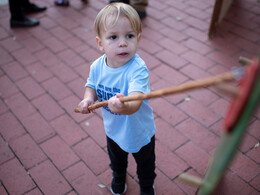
96,15,141,68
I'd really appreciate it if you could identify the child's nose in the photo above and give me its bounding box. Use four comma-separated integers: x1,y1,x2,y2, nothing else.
119,38,127,47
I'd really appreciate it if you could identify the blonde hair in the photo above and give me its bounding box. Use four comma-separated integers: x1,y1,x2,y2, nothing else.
94,3,142,38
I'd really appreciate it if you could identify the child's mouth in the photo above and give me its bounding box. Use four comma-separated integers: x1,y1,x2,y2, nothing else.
118,52,129,57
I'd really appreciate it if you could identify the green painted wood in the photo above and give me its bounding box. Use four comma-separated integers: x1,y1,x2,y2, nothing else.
197,61,260,195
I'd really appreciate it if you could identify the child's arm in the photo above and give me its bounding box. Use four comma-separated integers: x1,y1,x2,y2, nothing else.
108,92,143,115
77,87,98,114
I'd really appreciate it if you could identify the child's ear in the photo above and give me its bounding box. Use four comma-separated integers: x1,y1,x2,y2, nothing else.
137,33,141,42
96,36,104,52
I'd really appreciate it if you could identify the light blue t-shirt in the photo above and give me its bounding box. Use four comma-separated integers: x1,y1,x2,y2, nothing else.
85,54,156,153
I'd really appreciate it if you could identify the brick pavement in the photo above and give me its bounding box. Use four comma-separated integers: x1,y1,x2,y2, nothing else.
0,0,259,194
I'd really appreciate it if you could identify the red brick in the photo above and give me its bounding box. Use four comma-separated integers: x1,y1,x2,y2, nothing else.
160,27,188,42
5,92,36,120
50,62,78,83
209,98,230,117
42,36,67,53
176,118,219,153
142,17,165,31
50,26,73,41
16,76,45,100
0,185,8,195
174,169,201,195
80,48,101,63
57,48,85,68
19,37,44,53
50,114,88,146
147,6,166,20
230,151,259,182
158,38,188,55
164,7,189,20
216,170,258,194
151,64,188,86
0,112,26,142
0,27,8,40
175,141,211,175
156,50,188,69
58,95,89,123
32,94,64,121
186,0,211,9
229,36,259,55
0,136,14,164
63,162,109,195
10,134,46,169
207,63,230,75
41,136,80,170
0,75,19,98
137,49,161,70
21,112,55,143
80,114,106,148
184,17,209,31
34,48,61,67
150,98,188,126
183,28,208,42
139,37,163,54
24,188,42,195
63,36,84,49
155,170,185,195
161,17,188,31
142,27,164,42
2,61,28,81
73,138,109,175
74,63,90,79
0,47,13,65
26,62,53,82
155,118,188,151
156,141,189,179
187,88,219,106
250,174,260,191
67,77,86,98
30,26,52,40
210,119,224,136
12,47,37,66
207,36,240,56
0,99,8,114
181,50,216,70
1,37,23,52
149,0,168,10
0,158,35,194
178,98,221,127
246,144,260,163
248,120,260,138
42,77,72,101
186,7,209,20
180,64,212,80
56,15,79,30
182,38,213,55
30,160,71,194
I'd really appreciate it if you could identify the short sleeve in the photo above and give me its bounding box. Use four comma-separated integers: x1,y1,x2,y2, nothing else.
128,65,150,94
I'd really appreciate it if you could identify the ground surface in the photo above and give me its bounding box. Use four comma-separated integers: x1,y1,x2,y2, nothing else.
0,0,259,194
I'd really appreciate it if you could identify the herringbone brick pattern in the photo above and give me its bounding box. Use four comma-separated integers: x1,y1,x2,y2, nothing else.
0,0,259,194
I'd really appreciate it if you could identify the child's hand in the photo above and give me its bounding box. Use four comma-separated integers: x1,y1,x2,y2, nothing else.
76,98,95,114
108,93,125,114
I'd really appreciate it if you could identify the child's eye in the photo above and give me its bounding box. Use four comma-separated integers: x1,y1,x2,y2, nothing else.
109,35,117,40
126,34,134,39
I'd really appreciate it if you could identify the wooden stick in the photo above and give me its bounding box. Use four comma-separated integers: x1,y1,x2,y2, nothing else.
178,173,203,188
239,56,252,66
75,71,235,113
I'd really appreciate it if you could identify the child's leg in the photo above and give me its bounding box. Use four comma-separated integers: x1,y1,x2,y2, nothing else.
107,136,128,194
132,136,156,194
